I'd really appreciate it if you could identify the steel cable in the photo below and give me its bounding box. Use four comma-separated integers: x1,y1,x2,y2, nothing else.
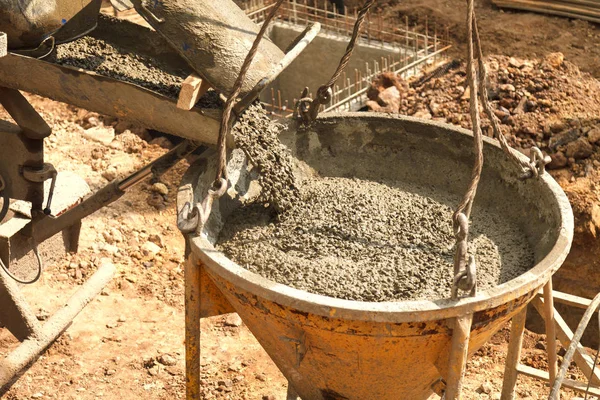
451,0,484,298
298,0,376,122
214,0,286,186
0,238,43,285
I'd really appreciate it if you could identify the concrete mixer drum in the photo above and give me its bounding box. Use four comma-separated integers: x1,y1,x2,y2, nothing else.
0,0,103,50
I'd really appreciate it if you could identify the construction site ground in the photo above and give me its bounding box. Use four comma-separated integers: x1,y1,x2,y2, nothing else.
2,1,600,399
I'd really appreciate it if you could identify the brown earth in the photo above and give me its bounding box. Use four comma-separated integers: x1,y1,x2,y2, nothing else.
1,1,600,400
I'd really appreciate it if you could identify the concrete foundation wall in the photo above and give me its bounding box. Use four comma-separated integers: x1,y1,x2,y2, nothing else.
263,22,405,105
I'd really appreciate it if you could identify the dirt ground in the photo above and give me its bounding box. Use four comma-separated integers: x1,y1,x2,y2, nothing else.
1,1,600,399
381,0,600,79
0,96,588,400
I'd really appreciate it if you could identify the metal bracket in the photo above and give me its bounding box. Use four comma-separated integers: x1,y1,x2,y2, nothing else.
23,163,58,215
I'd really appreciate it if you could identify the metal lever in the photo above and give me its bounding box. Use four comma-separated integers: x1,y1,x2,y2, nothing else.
22,163,58,215
43,170,58,215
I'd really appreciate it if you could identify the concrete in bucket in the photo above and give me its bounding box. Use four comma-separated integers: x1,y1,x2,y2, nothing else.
180,114,573,399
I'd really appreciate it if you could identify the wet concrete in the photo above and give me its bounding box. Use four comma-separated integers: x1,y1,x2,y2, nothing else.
218,175,534,302
231,104,300,213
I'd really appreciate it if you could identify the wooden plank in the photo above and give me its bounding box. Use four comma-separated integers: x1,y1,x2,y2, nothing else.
177,73,212,111
553,290,593,310
532,296,600,386
494,0,600,10
501,307,528,400
496,0,600,17
516,364,600,396
493,0,600,23
544,282,558,384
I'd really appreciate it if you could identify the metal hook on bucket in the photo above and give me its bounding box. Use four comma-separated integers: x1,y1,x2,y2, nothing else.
177,178,227,235
295,86,331,124
519,146,551,180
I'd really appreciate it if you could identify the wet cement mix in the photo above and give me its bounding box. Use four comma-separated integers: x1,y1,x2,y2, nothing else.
53,36,201,101
231,104,300,213
218,159,534,302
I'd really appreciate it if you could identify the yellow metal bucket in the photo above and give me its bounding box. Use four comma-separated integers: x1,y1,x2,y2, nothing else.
181,114,573,399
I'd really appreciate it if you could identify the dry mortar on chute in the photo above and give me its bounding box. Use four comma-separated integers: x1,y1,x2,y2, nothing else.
176,1,573,399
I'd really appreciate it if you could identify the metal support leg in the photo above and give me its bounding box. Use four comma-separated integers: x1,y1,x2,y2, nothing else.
65,221,82,253
0,269,42,341
0,261,115,393
445,313,473,400
185,255,201,400
287,382,301,400
501,306,527,400
543,281,558,388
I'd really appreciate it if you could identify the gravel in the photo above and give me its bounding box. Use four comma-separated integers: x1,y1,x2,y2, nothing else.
217,176,534,302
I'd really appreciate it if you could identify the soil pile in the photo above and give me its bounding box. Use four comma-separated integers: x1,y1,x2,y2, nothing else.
367,54,600,176
218,176,533,302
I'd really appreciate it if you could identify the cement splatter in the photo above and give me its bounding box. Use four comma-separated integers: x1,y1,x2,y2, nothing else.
217,176,534,302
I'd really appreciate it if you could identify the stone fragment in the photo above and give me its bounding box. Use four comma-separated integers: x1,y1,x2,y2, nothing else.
157,353,178,366
587,127,600,144
478,381,493,394
547,151,567,169
377,86,400,110
141,241,162,256
565,137,593,159
544,52,564,68
224,313,243,327
151,182,169,196
83,126,115,146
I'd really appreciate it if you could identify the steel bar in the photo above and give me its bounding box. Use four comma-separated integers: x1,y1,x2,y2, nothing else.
501,306,527,400
235,22,321,113
445,313,473,400
119,140,202,190
34,141,200,244
0,261,115,393
323,46,451,112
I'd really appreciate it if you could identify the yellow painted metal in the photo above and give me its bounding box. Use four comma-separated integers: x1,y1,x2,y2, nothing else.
198,266,536,399
182,114,574,399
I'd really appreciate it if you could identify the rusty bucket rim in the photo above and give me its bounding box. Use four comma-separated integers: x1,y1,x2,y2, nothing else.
188,113,574,324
